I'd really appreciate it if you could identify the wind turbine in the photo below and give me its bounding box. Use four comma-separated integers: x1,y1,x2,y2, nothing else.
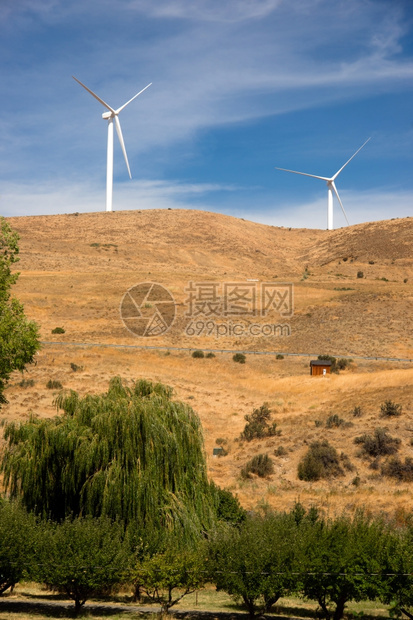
275,137,371,230
73,76,152,212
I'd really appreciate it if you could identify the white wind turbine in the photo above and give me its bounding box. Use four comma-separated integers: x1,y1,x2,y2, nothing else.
275,137,371,230
73,76,152,212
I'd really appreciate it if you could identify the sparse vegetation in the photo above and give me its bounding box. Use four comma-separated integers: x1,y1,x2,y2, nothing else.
192,350,205,358
382,457,413,481
298,440,344,481
206,352,216,358
326,414,347,428
240,403,279,441
46,379,63,389
18,377,35,388
352,405,363,417
274,445,288,457
276,353,284,360
51,327,65,334
357,270,364,278
70,362,83,372
241,453,274,479
354,428,401,458
380,400,402,417
233,353,246,364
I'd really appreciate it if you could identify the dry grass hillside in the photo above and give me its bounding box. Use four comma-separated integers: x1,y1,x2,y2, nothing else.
2,209,413,518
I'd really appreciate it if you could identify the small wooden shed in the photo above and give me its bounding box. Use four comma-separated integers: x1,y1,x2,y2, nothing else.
310,359,332,376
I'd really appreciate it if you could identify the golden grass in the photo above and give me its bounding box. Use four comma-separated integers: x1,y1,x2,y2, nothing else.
1,210,413,516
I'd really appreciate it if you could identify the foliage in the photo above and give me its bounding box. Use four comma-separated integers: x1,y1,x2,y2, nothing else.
352,405,363,417
38,515,130,613
214,486,246,526
46,379,63,389
192,350,204,358
18,377,35,388
354,428,400,458
380,523,413,618
298,440,344,481
326,414,346,428
240,403,279,441
276,354,284,360
317,355,351,374
380,400,402,417
206,352,216,358
381,457,413,482
301,513,388,620
209,510,305,617
0,501,39,594
0,218,40,406
70,362,83,372
241,453,274,479
135,542,207,614
51,327,65,334
357,270,364,278
274,445,288,456
233,353,246,364
1,377,217,544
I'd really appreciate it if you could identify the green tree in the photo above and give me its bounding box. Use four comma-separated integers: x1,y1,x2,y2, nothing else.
0,217,40,405
301,513,386,620
135,542,207,615
380,521,413,619
240,403,278,441
0,500,39,594
2,377,217,544
38,515,130,614
209,511,302,617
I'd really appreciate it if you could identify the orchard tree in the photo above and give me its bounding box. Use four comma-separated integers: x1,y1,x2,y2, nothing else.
38,515,130,614
0,217,39,405
0,500,39,594
135,541,207,615
209,510,303,617
301,513,387,620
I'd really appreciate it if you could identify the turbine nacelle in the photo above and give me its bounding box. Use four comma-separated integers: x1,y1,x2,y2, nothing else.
102,111,113,120
275,138,371,230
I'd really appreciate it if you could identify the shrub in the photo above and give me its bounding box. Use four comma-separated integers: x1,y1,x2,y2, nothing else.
326,414,346,428
206,352,216,358
276,354,284,360
233,353,246,364
340,452,355,471
215,437,227,446
298,440,344,481
51,327,65,334
18,378,35,388
352,406,363,417
368,260,375,265
274,445,287,457
357,271,364,278
382,457,413,482
192,350,204,358
404,278,408,284
380,400,402,417
70,363,83,372
46,380,63,390
354,428,400,458
240,403,279,441
241,453,274,479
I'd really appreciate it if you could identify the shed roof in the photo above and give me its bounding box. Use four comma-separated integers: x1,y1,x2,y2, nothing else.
310,360,332,366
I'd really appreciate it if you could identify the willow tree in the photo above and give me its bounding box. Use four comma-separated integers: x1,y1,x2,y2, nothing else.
2,377,217,543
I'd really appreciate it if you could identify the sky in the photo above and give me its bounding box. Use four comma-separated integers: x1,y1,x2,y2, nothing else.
0,0,412,229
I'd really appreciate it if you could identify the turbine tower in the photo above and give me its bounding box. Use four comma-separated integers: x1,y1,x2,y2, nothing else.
73,76,152,212
275,138,371,230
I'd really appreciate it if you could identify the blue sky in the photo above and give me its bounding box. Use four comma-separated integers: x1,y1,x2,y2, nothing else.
1,0,412,229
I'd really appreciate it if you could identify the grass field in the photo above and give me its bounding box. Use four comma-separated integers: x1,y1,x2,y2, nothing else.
1,210,412,518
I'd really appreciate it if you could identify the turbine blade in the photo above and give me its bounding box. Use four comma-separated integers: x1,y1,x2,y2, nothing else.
332,137,371,180
114,116,132,179
331,181,350,226
72,76,116,114
275,167,330,182
115,83,152,114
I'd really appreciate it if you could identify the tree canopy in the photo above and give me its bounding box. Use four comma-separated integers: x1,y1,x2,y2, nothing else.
0,217,40,405
2,377,218,543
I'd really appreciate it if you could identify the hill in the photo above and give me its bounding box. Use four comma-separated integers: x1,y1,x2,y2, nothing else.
2,209,413,517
